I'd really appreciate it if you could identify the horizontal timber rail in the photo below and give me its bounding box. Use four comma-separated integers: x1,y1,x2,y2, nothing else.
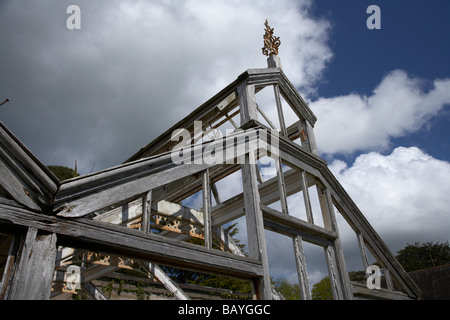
0,201,263,280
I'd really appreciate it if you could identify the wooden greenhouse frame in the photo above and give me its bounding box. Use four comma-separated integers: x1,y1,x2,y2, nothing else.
0,40,421,300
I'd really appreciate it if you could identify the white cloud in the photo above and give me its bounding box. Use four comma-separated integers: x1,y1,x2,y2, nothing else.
330,146,450,253
263,147,450,283
310,70,450,155
0,0,333,173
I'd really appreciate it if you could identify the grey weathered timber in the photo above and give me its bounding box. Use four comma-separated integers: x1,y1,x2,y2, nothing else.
238,81,258,124
272,83,288,137
125,67,316,163
0,121,58,210
357,233,370,272
0,234,21,299
8,227,57,299
212,166,318,227
292,236,311,300
202,169,212,249
83,282,109,300
261,204,337,246
141,190,152,233
0,203,263,280
0,56,423,300
319,165,421,297
317,186,353,299
351,282,413,300
54,128,263,218
324,244,345,300
0,159,41,211
147,262,190,300
300,169,314,224
241,151,272,299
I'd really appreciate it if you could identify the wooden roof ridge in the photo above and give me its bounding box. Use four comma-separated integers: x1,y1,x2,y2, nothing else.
0,121,59,212
125,67,317,163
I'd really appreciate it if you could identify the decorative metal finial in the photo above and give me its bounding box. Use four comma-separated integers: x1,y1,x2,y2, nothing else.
262,19,281,56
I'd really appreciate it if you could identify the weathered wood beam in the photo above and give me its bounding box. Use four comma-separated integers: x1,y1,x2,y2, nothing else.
0,158,41,211
292,236,311,300
8,227,57,300
202,169,212,249
125,80,241,161
241,151,271,299
300,169,314,224
351,282,413,300
0,203,263,280
141,191,151,233
147,262,190,300
0,234,21,299
273,84,287,137
260,204,337,246
211,167,317,227
245,68,317,126
83,282,109,300
55,128,263,218
0,121,58,210
319,166,422,298
238,81,258,124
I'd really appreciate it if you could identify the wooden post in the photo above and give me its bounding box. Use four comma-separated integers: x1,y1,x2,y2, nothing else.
318,187,353,299
357,233,370,272
241,151,272,299
301,120,319,156
238,81,258,124
202,169,212,249
147,262,190,300
273,84,288,137
8,227,57,300
0,235,22,299
275,158,289,215
293,236,311,300
325,244,344,300
141,190,152,234
300,170,314,224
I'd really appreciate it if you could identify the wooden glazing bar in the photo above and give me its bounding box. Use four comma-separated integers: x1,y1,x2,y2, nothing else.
293,235,311,300
202,169,212,249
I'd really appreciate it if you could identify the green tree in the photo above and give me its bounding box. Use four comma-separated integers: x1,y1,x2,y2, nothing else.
311,241,450,299
311,271,365,300
272,278,301,300
48,164,79,180
311,276,333,300
395,241,450,272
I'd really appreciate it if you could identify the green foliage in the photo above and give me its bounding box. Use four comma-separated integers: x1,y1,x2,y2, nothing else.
48,165,79,181
272,278,301,300
311,276,333,300
311,271,366,300
395,241,450,272
310,241,450,299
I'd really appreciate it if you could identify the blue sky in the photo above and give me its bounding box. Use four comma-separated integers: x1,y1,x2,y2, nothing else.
0,0,449,289
311,0,450,164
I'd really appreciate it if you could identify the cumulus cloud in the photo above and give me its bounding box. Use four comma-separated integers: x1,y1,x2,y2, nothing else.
330,146,450,253
262,147,450,283
310,70,450,155
0,0,332,173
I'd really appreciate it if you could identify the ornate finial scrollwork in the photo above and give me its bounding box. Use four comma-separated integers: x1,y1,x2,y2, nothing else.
262,19,281,56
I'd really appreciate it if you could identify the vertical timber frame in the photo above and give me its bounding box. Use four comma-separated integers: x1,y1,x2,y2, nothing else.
8,227,57,300
238,79,272,300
